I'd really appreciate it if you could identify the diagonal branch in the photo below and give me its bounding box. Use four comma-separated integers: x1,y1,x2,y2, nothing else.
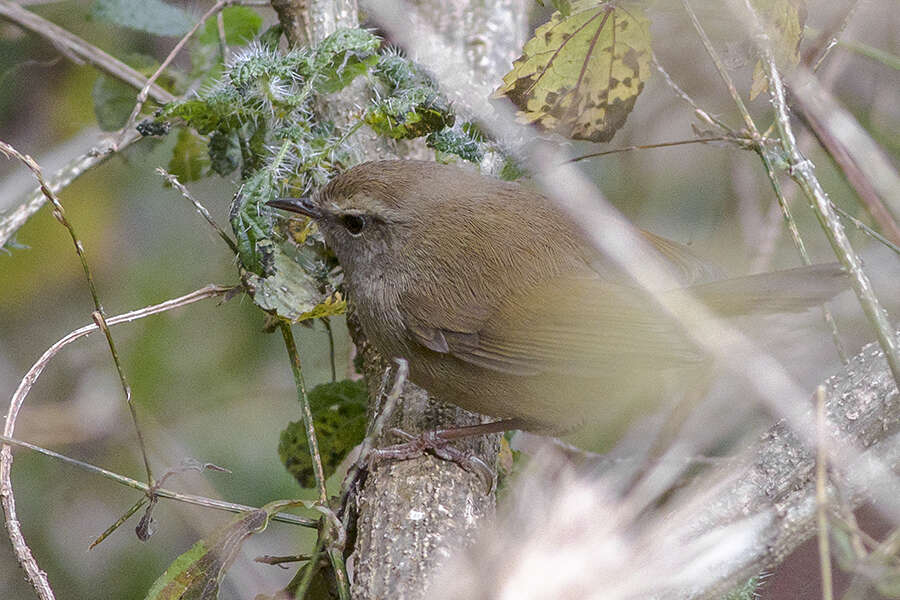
0,0,174,104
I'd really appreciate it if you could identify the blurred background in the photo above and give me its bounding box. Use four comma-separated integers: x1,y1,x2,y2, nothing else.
0,0,898,598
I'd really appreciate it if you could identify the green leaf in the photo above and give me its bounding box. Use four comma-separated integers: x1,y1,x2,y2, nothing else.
279,379,368,488
208,130,241,177
197,6,263,46
168,129,210,182
721,576,761,600
493,1,652,142
92,74,137,131
90,0,194,37
314,28,381,93
426,124,484,163
365,86,454,139
144,501,291,600
749,0,807,99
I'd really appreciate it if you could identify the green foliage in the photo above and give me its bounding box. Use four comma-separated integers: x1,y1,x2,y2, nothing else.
494,0,652,142
365,86,454,139
196,6,263,46
140,27,508,329
427,123,484,163
207,130,241,176
89,0,194,37
313,28,381,93
168,129,210,182
536,0,573,16
279,379,368,488
92,74,138,131
144,503,287,600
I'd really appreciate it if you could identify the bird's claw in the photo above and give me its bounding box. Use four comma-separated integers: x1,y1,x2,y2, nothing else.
371,428,495,492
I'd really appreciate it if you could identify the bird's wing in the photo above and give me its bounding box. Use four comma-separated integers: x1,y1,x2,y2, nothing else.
403,274,705,378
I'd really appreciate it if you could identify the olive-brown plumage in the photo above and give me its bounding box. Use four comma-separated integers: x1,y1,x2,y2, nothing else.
270,160,846,437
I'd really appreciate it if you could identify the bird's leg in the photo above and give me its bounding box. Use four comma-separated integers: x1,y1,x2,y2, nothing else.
371,419,525,489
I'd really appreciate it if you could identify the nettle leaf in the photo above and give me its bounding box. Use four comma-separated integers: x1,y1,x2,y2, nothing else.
749,0,807,99
313,28,381,93
365,87,454,139
168,128,210,182
208,130,241,177
90,0,194,37
279,379,367,488
241,240,345,323
197,6,263,46
493,1,652,142
144,501,290,600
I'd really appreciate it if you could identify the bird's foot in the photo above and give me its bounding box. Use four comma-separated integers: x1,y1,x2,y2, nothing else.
371,428,495,491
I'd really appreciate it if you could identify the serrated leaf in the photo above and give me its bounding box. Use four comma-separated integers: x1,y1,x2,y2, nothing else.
144,501,290,600
90,0,194,37
364,87,454,139
749,0,807,99
168,129,210,182
493,1,652,142
241,241,345,322
279,379,367,488
197,6,263,46
92,74,137,131
314,28,381,93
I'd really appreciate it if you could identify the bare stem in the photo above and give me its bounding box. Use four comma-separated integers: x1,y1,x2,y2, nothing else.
278,323,328,505
156,168,239,253
755,148,848,364
680,0,757,136
566,136,738,164
0,131,142,249
0,433,316,528
0,140,154,483
1,284,232,600
759,47,900,387
115,0,234,147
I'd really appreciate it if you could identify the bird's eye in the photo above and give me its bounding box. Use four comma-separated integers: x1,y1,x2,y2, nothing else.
340,214,366,236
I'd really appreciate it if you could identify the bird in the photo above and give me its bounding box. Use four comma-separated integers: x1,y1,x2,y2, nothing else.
268,160,846,451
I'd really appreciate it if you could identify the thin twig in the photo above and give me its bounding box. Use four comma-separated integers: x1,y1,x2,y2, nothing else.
651,54,732,134
816,385,835,600
802,1,863,71
566,136,737,164
338,359,408,525
156,167,239,253
216,11,229,63
750,16,900,387
833,205,900,257
0,140,154,483
115,0,234,148
681,0,757,136
0,0,174,103
0,433,316,528
755,148,848,363
1,130,142,249
791,74,900,246
279,322,328,505
1,284,233,600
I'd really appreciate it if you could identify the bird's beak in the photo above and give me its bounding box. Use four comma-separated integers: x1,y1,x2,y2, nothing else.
267,197,322,219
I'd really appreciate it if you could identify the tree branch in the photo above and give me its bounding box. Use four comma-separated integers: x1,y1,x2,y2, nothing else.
429,330,900,600
0,0,175,104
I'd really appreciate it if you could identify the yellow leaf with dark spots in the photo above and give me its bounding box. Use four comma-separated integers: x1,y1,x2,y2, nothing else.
749,0,807,100
493,1,651,142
